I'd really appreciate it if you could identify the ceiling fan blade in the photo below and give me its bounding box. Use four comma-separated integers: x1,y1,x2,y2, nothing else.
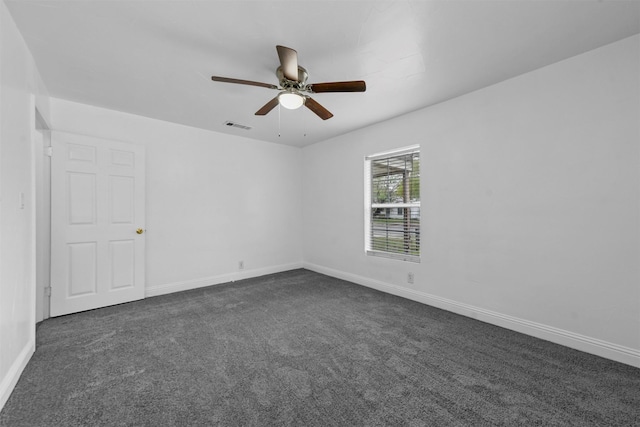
305,97,333,120
211,76,278,90
276,45,299,82
308,80,366,93
255,97,280,116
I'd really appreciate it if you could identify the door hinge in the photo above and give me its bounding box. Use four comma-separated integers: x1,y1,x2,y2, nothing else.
44,146,53,157
45,286,52,297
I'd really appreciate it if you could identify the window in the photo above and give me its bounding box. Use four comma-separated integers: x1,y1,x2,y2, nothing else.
365,146,420,262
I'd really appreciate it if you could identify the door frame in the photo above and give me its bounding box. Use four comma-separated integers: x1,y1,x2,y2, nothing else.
33,108,51,323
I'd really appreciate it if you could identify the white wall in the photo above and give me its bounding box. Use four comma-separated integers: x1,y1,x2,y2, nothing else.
302,35,640,367
50,98,303,296
0,0,50,410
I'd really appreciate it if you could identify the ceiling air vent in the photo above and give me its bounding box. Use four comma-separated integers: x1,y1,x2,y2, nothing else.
224,121,252,131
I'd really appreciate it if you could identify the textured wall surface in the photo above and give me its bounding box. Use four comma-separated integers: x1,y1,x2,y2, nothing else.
303,35,640,365
0,0,50,410
50,98,304,294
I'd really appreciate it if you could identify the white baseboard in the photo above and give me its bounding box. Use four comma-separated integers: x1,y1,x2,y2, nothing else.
304,262,640,368
145,262,304,298
0,340,35,412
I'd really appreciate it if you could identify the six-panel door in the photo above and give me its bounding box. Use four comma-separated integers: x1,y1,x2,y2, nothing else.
50,132,145,317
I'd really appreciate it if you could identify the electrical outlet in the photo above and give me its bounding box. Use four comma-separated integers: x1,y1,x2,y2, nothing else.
238,261,244,270
407,272,414,284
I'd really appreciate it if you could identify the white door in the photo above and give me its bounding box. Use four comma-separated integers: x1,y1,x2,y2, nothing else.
50,132,145,317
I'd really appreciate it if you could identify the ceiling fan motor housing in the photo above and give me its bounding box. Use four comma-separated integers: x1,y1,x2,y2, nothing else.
277,65,308,91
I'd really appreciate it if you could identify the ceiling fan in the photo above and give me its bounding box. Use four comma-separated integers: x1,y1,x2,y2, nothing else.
211,45,366,120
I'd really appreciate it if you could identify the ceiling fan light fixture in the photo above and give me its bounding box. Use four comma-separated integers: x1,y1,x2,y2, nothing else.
278,92,304,109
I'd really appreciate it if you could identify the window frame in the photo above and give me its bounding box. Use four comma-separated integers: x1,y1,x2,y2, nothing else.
364,145,421,263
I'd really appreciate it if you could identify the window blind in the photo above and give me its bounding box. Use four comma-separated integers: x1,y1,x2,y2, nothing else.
365,146,420,262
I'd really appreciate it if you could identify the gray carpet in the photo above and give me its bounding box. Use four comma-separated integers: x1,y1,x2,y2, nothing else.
1,269,639,426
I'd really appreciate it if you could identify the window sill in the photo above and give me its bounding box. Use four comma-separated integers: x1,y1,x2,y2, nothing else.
366,250,420,263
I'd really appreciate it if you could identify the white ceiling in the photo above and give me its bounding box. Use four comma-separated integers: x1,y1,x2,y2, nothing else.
5,0,640,147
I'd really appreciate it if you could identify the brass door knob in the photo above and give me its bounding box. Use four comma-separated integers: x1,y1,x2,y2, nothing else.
136,228,144,234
